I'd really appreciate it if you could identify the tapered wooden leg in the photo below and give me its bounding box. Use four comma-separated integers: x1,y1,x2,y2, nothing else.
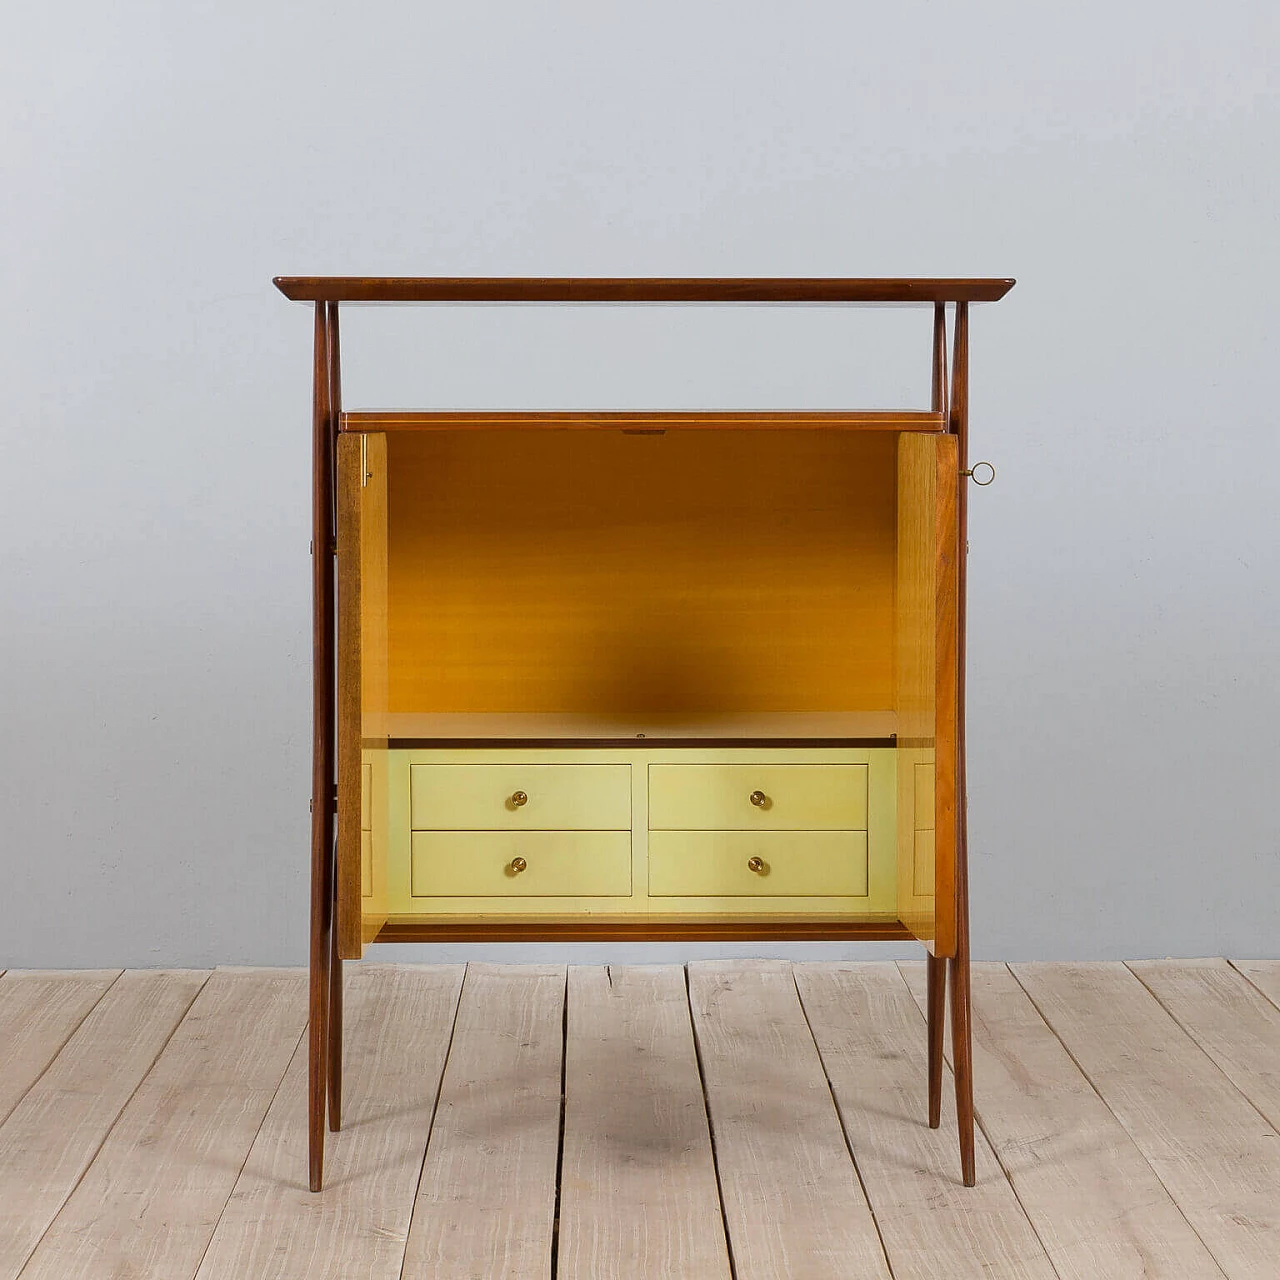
949,946,975,1185
328,841,343,1132
308,856,332,1191
309,300,337,1192
947,298,976,1187
926,951,947,1129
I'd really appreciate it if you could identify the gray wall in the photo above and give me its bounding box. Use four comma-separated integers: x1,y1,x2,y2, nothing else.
3,1,1277,967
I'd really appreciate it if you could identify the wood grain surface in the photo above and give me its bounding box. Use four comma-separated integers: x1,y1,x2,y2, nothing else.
559,966,730,1280
796,963,1055,1279
688,959,891,1279
403,964,565,1280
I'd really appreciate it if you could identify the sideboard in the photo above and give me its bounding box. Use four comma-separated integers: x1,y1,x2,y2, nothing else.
273,275,1015,1192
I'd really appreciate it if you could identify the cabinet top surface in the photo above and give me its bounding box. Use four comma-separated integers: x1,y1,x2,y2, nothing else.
273,276,1015,304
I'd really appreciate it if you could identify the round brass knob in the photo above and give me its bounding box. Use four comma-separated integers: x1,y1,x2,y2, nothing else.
510,856,528,873
510,790,528,808
747,856,766,874
749,790,768,809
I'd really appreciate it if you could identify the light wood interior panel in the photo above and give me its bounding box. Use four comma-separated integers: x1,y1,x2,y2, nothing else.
337,432,390,957
386,430,897,719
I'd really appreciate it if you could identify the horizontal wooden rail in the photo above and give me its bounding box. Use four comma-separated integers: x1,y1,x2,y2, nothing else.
374,917,915,943
341,410,945,433
274,276,1015,304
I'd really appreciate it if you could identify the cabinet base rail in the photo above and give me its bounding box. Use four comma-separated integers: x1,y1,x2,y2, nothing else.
373,916,917,943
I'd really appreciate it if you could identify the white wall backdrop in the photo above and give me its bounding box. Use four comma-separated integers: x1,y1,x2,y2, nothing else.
3,1,1277,966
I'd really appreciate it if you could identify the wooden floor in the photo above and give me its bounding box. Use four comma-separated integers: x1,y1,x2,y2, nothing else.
0,961,1278,1278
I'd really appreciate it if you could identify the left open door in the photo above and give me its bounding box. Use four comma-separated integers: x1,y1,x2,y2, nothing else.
336,431,390,957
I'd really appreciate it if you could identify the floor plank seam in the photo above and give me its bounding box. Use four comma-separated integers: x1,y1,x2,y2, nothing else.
683,964,740,1280
12,969,212,1279
790,964,896,1280
1227,959,1280,1015
0,969,125,1132
189,1020,308,1280
1006,965,1233,1280
891,963,1067,1280
549,966,568,1280
1125,961,1280,1141
396,962,469,1280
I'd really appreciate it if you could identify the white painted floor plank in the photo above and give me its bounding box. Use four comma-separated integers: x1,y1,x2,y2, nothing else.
688,959,890,1280
1014,962,1280,1280
0,969,208,1280
0,970,120,1127
1131,959,1280,1136
559,965,730,1280
901,962,1225,1280
796,963,1055,1280
1230,960,1280,1013
403,964,565,1280
15,969,301,1280
194,964,464,1280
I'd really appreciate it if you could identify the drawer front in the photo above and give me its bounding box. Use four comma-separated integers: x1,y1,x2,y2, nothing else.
410,764,631,831
648,831,868,897
411,831,632,897
648,764,867,831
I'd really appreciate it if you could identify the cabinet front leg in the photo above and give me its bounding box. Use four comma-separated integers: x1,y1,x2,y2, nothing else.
308,298,337,1192
926,951,947,1129
308,822,333,1190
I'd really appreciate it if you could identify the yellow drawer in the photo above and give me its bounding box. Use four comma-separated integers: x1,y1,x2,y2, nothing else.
410,764,631,831
411,831,632,897
647,764,867,831
648,831,868,897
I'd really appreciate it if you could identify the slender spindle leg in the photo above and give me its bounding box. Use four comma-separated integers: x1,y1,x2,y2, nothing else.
309,301,337,1191
926,952,947,1128
949,300,975,1186
924,300,951,1135
325,302,343,1135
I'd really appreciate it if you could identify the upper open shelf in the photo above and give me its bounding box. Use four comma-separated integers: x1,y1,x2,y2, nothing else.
273,277,1016,305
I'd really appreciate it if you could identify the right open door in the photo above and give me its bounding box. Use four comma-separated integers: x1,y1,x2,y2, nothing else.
896,432,959,957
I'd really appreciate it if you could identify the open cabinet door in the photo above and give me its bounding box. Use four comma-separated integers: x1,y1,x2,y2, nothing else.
895,432,959,957
336,432,390,957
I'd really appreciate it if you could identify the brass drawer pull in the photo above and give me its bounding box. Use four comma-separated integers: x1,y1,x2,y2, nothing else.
510,790,529,808
510,856,528,874
747,856,767,874
749,790,769,809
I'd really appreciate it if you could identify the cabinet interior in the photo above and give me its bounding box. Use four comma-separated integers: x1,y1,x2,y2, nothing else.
377,429,905,741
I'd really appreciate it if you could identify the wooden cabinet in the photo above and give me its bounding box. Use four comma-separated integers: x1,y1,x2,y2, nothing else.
339,429,957,949
280,275,1014,1191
